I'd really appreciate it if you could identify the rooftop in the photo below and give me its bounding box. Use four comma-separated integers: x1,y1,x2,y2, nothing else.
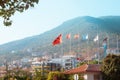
64,64,101,74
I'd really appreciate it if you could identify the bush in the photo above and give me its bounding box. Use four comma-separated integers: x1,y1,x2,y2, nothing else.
47,71,65,80
101,54,120,80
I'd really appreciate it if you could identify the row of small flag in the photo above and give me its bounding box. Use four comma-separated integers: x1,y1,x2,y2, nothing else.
52,34,107,46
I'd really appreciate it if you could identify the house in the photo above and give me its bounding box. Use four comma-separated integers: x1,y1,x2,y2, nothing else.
64,64,102,80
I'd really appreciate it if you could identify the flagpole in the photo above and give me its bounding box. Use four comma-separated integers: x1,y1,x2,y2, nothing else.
52,34,63,70
74,33,80,57
117,35,119,54
75,33,80,68
77,33,80,57
60,35,64,71
86,34,89,64
97,25,100,64
70,33,71,55
61,42,64,57
98,38,100,64
87,37,89,64
107,33,109,50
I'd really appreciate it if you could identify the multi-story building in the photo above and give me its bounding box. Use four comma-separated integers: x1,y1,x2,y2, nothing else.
61,55,78,70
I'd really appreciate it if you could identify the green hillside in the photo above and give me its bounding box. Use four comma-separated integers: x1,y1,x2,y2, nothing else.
0,16,120,64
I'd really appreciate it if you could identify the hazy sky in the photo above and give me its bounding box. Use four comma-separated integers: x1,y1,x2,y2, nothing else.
0,0,120,44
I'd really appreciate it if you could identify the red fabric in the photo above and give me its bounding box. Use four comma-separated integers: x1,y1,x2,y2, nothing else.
52,34,62,46
66,34,71,39
76,57,80,60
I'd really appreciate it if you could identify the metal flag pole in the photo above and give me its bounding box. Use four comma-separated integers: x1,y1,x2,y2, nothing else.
87,37,89,64
70,33,72,55
117,35,119,54
75,33,80,68
107,33,109,50
60,36,64,71
77,33,80,56
86,34,89,64
97,25,100,64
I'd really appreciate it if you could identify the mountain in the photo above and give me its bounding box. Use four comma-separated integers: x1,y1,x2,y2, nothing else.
0,16,120,64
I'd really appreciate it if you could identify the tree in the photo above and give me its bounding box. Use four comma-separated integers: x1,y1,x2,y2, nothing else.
0,0,39,26
101,54,120,80
3,69,32,80
77,60,101,67
47,71,65,80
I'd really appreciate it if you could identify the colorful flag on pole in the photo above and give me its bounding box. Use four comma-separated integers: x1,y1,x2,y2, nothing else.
103,42,107,57
74,34,79,39
82,34,88,40
103,43,107,49
103,37,107,43
66,34,71,39
52,34,62,46
94,35,99,42
86,34,88,39
102,37,108,57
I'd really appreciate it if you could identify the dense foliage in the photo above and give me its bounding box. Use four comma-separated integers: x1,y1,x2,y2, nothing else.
3,69,32,80
77,60,101,67
47,71,65,80
32,68,49,80
64,74,84,80
0,0,39,26
101,54,120,80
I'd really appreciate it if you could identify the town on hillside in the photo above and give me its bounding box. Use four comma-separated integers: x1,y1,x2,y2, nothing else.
0,33,119,80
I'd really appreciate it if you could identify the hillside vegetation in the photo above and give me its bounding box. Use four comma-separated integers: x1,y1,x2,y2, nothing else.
0,16,120,64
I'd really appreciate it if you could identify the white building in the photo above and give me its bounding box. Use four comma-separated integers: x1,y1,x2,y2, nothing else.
64,64,102,80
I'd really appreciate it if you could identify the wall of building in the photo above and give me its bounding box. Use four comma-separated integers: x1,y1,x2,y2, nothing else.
84,73,94,80
83,72,102,80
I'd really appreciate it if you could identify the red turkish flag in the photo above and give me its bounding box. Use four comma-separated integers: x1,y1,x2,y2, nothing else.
52,34,62,46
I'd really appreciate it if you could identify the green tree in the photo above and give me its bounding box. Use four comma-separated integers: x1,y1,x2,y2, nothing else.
32,69,43,80
0,0,39,26
47,71,65,80
101,54,120,80
3,69,32,80
77,60,101,67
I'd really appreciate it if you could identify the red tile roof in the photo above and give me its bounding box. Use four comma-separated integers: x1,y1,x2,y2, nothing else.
63,64,101,74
